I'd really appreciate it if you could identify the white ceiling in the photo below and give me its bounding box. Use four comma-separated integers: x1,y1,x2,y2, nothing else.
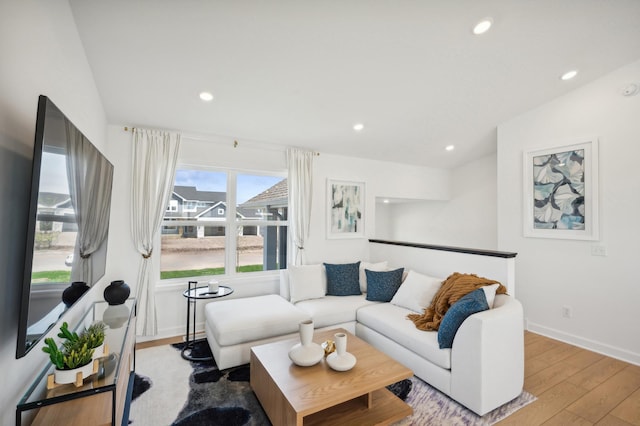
69,0,640,169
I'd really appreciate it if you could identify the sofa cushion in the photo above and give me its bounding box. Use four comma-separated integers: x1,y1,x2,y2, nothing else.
359,261,388,293
357,303,451,370
289,264,326,303
324,262,362,296
438,288,489,349
365,268,404,302
294,295,379,328
390,270,443,313
481,283,500,308
205,294,310,346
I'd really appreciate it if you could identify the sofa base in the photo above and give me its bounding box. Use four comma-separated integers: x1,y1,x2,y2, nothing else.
206,320,357,370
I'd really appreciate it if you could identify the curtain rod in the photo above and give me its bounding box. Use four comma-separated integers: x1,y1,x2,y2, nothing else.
123,126,319,155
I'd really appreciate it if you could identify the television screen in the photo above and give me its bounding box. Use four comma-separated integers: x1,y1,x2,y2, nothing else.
16,95,114,358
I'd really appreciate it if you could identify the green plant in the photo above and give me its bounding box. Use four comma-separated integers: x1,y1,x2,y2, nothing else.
42,338,94,370
81,322,106,348
63,342,94,369
57,322,79,342
43,322,97,370
42,337,65,370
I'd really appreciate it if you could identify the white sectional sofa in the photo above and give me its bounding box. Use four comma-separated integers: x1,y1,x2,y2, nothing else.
205,262,524,416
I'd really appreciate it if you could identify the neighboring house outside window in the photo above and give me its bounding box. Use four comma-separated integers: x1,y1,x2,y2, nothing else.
160,169,287,280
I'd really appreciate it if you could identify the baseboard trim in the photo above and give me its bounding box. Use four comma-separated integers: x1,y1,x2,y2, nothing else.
526,320,640,366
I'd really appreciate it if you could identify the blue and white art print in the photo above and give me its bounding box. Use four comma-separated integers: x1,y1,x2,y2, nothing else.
327,180,365,239
524,139,599,240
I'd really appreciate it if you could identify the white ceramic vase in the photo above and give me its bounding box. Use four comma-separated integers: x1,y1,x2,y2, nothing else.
327,332,357,371
288,320,324,367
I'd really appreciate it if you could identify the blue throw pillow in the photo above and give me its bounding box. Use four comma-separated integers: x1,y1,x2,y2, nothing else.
324,262,361,296
365,268,404,302
438,288,489,349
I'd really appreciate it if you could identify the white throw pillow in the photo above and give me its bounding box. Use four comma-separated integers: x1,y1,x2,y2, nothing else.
390,270,443,313
288,264,326,303
279,269,290,301
481,283,501,308
359,261,388,292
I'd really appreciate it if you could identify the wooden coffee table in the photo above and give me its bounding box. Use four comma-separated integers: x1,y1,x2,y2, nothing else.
250,328,413,426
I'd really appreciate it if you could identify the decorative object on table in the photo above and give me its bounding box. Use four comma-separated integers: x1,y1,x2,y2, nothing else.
322,339,336,356
81,321,108,360
523,137,599,240
104,279,131,305
288,320,324,367
42,329,98,388
326,179,365,239
326,332,356,371
207,280,219,294
62,281,90,307
103,303,131,329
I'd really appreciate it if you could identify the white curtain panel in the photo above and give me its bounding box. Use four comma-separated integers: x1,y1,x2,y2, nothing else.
131,128,180,336
286,148,314,266
65,119,114,284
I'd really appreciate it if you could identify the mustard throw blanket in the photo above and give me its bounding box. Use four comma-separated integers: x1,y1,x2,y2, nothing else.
407,272,507,331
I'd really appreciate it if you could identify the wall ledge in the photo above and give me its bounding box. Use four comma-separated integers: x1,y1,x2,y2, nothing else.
369,239,517,259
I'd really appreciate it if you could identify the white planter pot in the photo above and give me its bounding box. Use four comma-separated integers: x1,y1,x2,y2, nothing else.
53,361,95,385
91,342,106,360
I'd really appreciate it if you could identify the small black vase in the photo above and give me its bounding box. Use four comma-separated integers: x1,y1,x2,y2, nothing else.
62,281,89,307
104,280,130,305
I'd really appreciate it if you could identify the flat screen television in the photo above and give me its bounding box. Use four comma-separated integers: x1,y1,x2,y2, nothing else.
16,95,114,358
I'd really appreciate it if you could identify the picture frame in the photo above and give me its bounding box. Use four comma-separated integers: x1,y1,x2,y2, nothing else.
327,179,365,239
523,138,599,240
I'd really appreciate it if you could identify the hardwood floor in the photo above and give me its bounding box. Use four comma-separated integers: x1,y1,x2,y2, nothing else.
498,331,640,425
136,332,640,425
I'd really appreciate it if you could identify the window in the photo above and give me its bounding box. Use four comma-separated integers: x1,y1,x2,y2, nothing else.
183,201,197,212
166,199,178,212
160,169,287,280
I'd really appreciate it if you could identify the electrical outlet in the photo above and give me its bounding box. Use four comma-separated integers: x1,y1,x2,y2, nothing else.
591,245,607,256
562,305,573,319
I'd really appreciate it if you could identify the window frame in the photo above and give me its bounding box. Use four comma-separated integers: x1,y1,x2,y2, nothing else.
159,166,288,284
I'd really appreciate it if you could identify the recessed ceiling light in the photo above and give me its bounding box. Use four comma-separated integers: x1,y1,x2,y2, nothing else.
560,70,578,81
472,18,493,35
445,145,455,151
353,123,364,132
199,91,214,101
383,199,390,204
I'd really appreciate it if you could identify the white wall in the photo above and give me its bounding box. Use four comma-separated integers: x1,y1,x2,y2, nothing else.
305,153,451,263
497,59,640,365
105,133,452,340
379,153,498,250
0,1,109,424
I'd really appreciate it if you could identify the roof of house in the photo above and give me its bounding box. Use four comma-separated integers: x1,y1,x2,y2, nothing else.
173,185,226,203
166,185,262,219
241,178,288,208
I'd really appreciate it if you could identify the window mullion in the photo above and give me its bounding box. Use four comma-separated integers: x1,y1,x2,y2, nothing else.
226,172,238,274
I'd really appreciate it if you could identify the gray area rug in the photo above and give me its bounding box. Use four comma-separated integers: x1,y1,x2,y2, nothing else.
130,340,535,426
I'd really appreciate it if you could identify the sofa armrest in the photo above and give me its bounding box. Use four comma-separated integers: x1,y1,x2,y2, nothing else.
450,294,524,415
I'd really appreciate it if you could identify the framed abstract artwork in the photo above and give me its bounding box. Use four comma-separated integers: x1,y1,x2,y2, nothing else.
523,138,599,240
327,179,365,239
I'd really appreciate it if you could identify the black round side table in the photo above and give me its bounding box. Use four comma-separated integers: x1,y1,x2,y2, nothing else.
181,280,233,362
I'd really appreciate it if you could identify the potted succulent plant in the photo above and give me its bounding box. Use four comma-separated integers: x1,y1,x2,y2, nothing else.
80,321,107,359
42,337,95,385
